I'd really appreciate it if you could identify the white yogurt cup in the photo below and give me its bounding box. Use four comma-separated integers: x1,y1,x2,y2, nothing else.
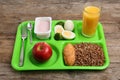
34,17,52,39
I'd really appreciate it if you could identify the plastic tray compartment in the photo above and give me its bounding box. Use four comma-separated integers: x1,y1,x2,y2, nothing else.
11,20,110,71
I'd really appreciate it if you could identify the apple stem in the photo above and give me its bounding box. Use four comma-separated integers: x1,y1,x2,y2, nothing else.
37,45,43,51
40,46,43,50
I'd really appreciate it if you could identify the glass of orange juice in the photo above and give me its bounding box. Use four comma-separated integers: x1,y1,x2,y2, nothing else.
82,1,101,37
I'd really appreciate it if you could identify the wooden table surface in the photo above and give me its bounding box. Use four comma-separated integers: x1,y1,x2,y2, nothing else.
0,0,120,80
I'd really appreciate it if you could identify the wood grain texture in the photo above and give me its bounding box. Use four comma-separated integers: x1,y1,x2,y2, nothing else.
0,0,120,80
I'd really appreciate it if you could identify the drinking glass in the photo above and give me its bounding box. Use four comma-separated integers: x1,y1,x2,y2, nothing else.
82,0,101,37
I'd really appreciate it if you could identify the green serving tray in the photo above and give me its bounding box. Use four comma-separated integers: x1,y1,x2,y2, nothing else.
11,20,110,71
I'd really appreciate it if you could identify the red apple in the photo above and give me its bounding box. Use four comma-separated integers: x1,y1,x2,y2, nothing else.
32,42,52,62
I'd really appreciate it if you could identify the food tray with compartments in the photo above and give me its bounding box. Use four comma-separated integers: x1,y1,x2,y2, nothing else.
11,20,110,71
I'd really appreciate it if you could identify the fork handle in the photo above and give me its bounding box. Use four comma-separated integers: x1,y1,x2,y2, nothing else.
30,30,32,43
19,39,25,67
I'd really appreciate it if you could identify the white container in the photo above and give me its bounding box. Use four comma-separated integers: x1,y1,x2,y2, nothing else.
34,17,52,39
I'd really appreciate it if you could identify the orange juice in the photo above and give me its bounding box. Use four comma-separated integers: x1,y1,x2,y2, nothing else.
82,6,100,37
